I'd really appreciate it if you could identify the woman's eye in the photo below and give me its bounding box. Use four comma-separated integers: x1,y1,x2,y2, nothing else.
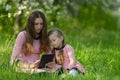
34,23,43,26
40,23,43,25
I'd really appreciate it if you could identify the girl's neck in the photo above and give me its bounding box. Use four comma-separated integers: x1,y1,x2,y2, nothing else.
54,44,65,50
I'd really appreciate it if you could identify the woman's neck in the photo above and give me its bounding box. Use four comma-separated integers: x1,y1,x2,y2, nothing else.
35,34,40,40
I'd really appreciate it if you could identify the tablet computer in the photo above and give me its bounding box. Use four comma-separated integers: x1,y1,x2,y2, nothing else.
38,53,55,69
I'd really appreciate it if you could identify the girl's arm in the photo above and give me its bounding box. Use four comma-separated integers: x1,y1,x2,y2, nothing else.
66,45,76,69
66,45,85,74
10,31,26,65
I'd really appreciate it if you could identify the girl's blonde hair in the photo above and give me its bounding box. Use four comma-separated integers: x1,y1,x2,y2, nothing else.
48,28,65,65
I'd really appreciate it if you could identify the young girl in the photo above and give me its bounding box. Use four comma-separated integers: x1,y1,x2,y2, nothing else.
47,28,85,76
10,10,51,73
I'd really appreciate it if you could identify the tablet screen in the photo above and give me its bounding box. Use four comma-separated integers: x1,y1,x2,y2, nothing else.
38,53,55,68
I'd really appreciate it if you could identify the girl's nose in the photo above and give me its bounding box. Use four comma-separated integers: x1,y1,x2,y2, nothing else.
51,42,55,45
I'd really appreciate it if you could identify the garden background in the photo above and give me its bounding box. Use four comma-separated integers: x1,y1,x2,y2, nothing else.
0,0,120,80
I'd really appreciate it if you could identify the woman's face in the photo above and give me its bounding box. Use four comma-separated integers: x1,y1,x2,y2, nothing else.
49,32,63,48
34,18,43,34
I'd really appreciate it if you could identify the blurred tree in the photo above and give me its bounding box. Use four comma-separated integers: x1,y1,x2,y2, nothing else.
0,0,120,34
65,0,119,30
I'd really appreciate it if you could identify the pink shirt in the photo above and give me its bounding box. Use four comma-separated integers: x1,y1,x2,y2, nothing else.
55,44,85,73
10,31,50,64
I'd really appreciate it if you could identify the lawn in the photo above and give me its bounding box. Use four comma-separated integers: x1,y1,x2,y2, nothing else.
0,28,120,80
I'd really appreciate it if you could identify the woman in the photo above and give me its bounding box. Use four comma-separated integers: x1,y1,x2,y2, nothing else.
10,10,51,73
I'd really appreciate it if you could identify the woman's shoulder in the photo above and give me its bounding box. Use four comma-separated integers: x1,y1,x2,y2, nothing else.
17,30,26,39
15,30,26,43
18,30,26,36
19,30,26,34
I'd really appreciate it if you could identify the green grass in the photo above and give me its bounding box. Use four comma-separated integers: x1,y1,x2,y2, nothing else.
0,29,120,80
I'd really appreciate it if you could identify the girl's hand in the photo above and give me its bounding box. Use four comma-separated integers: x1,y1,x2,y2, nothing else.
45,61,55,69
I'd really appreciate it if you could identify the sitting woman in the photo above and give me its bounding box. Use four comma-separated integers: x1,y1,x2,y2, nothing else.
10,10,51,73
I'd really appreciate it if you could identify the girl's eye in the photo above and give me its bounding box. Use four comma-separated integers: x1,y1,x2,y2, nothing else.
53,39,57,42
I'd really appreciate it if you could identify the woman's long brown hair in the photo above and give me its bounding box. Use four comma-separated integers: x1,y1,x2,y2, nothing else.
24,10,50,56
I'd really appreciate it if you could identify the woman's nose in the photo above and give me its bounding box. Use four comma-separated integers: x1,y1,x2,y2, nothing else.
38,24,42,28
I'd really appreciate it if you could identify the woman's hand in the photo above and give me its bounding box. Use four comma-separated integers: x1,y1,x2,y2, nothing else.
31,60,40,68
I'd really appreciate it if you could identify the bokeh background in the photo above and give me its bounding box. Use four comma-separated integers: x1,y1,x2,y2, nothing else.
0,0,120,80
0,0,120,34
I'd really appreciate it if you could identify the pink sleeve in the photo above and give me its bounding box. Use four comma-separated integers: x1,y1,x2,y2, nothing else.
10,31,26,64
76,61,85,73
66,45,85,73
66,45,76,69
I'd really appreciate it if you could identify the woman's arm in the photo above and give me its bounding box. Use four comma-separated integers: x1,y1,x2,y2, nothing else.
10,31,26,65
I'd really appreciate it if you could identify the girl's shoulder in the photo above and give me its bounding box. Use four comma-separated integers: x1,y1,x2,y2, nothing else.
64,44,74,50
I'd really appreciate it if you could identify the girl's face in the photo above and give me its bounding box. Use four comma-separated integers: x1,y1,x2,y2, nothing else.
34,18,43,34
49,32,63,48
